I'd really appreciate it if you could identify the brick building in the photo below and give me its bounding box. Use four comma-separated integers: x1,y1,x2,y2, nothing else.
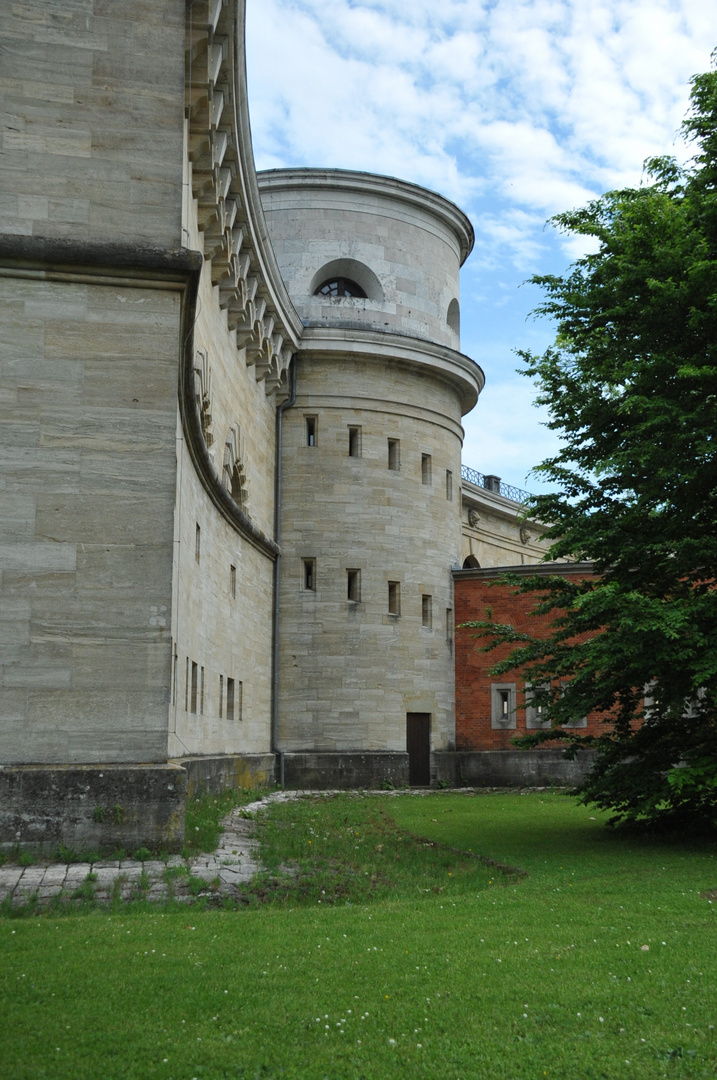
449,563,602,787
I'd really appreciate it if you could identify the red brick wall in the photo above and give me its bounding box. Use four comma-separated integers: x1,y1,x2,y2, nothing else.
454,568,607,751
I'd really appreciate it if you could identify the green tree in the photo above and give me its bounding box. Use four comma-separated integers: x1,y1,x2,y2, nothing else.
469,59,717,829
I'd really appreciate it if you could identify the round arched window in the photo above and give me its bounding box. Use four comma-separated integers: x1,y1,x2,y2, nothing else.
314,277,367,298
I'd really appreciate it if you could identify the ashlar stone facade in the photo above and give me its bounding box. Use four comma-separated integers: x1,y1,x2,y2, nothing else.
0,0,549,849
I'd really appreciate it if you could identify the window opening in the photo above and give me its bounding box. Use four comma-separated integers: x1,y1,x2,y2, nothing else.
315,277,367,298
446,469,453,501
525,682,551,729
560,682,588,728
303,558,316,591
227,677,235,722
422,594,432,628
219,674,223,719
388,439,400,471
348,426,361,457
388,581,401,616
200,666,205,715
347,569,361,603
195,523,201,564
230,564,236,598
421,454,432,485
190,661,198,715
446,607,454,645
305,416,317,447
491,683,516,729
185,657,189,712
237,680,243,721
447,298,460,335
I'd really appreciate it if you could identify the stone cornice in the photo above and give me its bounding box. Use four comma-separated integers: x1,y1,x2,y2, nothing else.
453,561,594,580
0,236,203,285
298,326,484,414
185,0,302,396
257,168,475,266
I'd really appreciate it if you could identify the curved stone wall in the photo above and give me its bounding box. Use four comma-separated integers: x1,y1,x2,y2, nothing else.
266,172,483,768
257,169,474,350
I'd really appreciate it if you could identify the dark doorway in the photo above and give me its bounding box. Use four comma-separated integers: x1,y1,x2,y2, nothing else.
406,712,431,786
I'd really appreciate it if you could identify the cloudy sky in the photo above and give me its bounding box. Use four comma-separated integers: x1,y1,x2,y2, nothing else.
245,0,716,492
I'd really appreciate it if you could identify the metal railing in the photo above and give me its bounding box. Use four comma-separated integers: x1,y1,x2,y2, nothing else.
461,465,533,505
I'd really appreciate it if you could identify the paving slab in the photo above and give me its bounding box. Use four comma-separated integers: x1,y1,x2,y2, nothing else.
0,789,301,908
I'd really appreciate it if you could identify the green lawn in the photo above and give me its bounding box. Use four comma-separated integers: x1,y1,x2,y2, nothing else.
2,791,716,1080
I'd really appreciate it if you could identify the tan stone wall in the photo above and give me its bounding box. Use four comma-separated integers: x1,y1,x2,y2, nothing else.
277,352,464,753
168,439,274,758
258,171,471,351
461,485,552,567
0,0,185,246
0,274,180,763
168,151,279,759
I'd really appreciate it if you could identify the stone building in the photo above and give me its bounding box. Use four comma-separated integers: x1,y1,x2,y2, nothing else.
0,0,552,851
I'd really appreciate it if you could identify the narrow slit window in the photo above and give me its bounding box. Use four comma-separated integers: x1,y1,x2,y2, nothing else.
446,469,453,501
195,523,201,564
237,680,243,721
525,682,551,729
305,416,317,447
421,454,432,485
227,677,235,722
422,594,432,629
200,665,205,715
446,607,454,645
347,569,361,603
219,674,224,719
303,558,316,591
348,426,361,457
491,683,516,729
230,564,236,599
388,580,401,616
388,438,400,471
190,661,198,715
185,657,189,712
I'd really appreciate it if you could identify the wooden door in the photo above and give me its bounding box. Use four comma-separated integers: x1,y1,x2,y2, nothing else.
406,712,431,786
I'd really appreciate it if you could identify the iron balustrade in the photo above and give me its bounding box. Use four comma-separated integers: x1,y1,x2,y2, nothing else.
461,465,533,505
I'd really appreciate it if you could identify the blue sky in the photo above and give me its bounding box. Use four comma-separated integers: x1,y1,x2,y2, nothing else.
245,0,715,493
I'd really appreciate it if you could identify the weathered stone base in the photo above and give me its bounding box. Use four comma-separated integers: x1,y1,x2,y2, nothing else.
172,754,276,798
433,749,598,788
280,752,409,790
0,764,187,855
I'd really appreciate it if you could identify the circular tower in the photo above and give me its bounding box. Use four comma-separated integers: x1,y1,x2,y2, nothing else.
258,168,484,787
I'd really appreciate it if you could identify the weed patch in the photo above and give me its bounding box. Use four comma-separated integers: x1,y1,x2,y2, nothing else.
182,788,264,859
239,793,506,906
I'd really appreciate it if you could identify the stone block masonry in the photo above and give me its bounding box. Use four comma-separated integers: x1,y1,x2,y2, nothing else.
0,764,187,854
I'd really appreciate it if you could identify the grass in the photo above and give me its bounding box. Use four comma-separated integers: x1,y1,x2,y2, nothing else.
182,788,261,860
1,791,717,1079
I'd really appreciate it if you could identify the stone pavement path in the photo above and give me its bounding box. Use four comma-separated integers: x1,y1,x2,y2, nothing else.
0,800,268,910
0,787,440,910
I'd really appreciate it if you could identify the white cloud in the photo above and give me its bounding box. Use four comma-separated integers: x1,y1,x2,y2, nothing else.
246,0,717,485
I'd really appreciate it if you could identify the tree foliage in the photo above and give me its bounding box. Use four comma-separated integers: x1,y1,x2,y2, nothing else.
469,58,717,829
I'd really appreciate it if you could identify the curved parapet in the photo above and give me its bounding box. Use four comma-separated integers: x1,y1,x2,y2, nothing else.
258,168,475,352
300,327,484,416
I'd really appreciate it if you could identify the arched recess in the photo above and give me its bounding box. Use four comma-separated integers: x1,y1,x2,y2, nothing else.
447,298,460,336
309,258,384,302
462,554,480,569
